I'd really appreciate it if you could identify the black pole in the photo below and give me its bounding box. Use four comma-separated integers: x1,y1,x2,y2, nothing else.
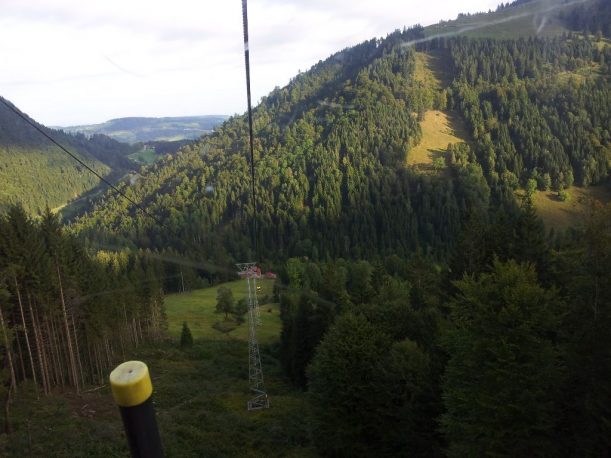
242,0,259,260
110,361,164,458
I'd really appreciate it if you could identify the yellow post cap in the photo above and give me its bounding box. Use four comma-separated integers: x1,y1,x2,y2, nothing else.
109,361,153,407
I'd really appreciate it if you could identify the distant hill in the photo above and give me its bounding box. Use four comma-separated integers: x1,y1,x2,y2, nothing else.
0,97,137,214
425,0,610,39
60,115,229,144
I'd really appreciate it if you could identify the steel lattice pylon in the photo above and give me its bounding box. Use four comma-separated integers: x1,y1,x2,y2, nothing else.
237,262,269,410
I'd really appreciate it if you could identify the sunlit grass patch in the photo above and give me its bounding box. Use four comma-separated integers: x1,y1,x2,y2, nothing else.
165,278,279,344
406,110,468,172
529,184,611,230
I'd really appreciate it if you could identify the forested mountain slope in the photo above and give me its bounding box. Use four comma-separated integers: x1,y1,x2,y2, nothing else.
0,98,136,214
73,23,609,269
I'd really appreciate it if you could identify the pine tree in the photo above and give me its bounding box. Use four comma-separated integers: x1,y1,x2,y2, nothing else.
180,322,193,349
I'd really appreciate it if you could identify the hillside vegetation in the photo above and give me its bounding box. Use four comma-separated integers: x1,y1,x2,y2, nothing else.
2,278,312,457
73,26,610,269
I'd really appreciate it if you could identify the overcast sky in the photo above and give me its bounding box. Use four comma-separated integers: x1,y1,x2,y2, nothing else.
0,0,501,126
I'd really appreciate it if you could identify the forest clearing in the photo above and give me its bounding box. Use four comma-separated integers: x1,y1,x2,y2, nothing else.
405,110,468,171
531,185,611,229
2,279,312,457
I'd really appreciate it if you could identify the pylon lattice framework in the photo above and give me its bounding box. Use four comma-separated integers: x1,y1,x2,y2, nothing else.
236,262,269,410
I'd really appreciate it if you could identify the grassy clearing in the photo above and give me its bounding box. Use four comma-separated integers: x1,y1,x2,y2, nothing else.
165,278,279,344
3,280,314,457
128,147,160,164
406,110,468,171
556,62,604,85
414,50,455,89
414,52,442,91
408,52,469,173
531,184,611,230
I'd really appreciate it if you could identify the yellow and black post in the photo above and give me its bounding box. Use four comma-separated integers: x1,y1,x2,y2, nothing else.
109,361,164,458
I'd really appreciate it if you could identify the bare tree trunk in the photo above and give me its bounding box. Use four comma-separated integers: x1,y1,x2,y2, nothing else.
33,307,51,393
123,305,133,348
94,343,103,384
92,343,99,385
150,302,157,340
71,315,85,389
3,386,11,434
119,332,126,361
0,305,17,394
14,277,38,396
137,317,144,343
104,337,112,368
14,312,26,382
84,332,95,385
27,293,48,394
132,318,139,347
44,319,58,387
56,265,79,393
50,316,65,388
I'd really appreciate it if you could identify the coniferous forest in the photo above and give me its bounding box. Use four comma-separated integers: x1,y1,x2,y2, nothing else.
0,0,610,455
0,97,137,214
0,206,166,400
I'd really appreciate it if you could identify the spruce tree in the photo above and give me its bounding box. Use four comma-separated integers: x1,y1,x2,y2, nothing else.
441,260,562,456
180,322,193,349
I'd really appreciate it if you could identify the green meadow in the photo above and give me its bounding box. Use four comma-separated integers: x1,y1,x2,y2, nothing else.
164,278,280,344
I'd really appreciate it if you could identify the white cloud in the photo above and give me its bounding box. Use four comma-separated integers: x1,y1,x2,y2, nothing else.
0,0,499,125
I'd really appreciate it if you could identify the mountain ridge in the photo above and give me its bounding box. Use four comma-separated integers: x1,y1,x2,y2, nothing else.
59,115,229,143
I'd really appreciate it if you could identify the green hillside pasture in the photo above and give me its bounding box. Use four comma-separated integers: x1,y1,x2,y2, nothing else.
408,52,469,173
531,184,611,230
128,146,160,164
406,110,468,173
413,51,444,90
165,278,279,344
